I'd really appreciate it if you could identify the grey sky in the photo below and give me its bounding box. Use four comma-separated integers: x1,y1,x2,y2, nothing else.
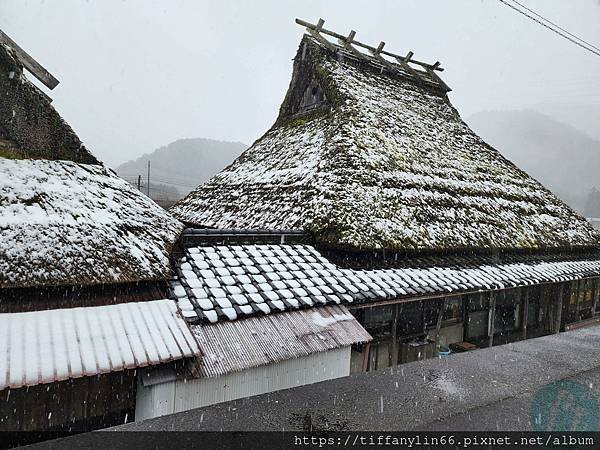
1,0,600,167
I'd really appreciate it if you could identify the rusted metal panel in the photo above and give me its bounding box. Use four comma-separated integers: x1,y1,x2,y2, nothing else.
189,305,371,378
0,300,201,390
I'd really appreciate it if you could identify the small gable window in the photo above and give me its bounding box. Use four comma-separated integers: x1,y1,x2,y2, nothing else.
299,81,325,112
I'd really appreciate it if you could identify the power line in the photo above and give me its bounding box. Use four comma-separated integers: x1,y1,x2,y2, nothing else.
497,0,600,58
509,0,600,54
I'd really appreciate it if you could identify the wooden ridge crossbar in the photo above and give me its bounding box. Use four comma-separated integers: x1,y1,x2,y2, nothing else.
0,28,59,90
295,18,450,92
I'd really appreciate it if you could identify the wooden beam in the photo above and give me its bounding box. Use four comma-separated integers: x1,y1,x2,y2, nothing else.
346,30,356,44
521,288,529,340
393,54,422,79
362,342,371,372
426,67,452,92
390,304,399,366
488,292,497,347
555,284,564,333
315,18,325,32
593,279,599,317
306,29,336,52
434,297,448,348
374,41,385,55
295,18,444,72
0,29,59,89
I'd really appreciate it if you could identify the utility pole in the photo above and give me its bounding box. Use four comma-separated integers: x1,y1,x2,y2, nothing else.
137,175,141,191
147,160,150,197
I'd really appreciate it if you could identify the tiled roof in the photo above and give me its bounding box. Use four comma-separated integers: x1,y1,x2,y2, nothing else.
188,304,371,378
172,35,600,252
0,158,184,288
0,300,201,390
172,244,600,324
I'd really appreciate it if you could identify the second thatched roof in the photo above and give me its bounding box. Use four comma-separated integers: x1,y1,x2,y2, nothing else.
173,34,599,253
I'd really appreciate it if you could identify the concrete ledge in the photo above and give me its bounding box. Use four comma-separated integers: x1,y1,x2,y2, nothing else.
117,326,600,431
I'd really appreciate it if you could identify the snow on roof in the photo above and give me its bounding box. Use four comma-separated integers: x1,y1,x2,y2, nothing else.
0,299,201,390
189,304,371,378
172,35,600,252
0,158,184,288
172,243,600,324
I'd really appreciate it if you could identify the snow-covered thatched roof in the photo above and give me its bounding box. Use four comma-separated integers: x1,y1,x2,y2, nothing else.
0,158,183,288
0,38,184,289
172,35,600,253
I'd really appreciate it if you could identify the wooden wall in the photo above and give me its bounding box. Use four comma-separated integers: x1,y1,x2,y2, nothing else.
0,370,136,432
0,281,168,313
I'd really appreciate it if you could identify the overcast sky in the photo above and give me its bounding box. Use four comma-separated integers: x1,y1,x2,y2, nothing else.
1,0,600,167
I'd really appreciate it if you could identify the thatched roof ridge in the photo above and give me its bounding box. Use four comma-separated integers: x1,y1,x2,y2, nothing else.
172,35,600,253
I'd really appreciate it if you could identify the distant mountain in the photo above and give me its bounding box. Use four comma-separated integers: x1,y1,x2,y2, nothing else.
466,109,600,214
535,101,600,143
116,138,247,198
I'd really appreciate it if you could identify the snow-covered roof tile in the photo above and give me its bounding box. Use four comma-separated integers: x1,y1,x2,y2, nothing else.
172,35,600,252
0,299,201,390
172,244,600,324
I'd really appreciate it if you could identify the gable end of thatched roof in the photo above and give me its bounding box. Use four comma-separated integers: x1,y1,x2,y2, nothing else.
0,41,98,164
172,31,600,253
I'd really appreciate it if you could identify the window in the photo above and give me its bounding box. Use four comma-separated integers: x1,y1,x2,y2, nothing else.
423,300,439,329
442,296,464,325
567,279,595,323
299,81,325,112
494,290,521,335
466,293,489,339
468,293,488,312
362,305,394,337
397,302,423,337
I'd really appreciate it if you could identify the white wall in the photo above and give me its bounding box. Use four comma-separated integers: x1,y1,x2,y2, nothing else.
135,346,351,421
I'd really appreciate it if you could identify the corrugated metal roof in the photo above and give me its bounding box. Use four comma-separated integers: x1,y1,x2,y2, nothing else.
190,305,371,378
0,300,201,390
172,243,600,324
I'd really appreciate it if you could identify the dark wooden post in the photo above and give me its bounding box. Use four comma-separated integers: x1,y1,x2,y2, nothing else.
521,288,529,340
593,279,599,317
390,304,399,366
488,292,497,347
434,297,447,348
362,342,371,372
555,284,564,333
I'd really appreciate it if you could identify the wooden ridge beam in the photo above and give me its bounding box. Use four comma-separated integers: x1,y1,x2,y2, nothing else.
0,29,59,90
295,18,444,72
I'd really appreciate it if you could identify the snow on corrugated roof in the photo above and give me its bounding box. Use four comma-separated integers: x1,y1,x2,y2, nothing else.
189,304,371,378
0,299,200,390
172,243,600,324
0,158,184,288
172,35,600,252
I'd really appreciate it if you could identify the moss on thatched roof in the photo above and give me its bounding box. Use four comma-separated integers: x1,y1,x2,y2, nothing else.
173,35,600,253
0,158,183,288
0,42,98,164
0,40,184,288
